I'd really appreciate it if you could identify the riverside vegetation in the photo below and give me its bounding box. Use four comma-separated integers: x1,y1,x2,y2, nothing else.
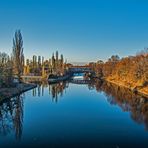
0,30,24,88
0,30,36,101
89,50,148,97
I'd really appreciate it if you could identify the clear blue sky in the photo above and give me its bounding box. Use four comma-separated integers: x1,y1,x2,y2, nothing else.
0,0,148,62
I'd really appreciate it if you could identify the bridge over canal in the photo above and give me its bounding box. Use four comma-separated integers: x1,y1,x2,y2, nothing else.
68,66,94,74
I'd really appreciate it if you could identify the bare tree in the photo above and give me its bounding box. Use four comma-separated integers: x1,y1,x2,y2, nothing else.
12,30,24,81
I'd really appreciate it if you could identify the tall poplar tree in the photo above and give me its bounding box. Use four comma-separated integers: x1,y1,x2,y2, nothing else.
12,30,24,81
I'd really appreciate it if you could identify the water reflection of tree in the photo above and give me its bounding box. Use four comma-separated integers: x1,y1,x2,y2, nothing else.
92,79,148,131
12,95,23,140
49,82,68,102
0,95,24,139
31,79,148,130
32,81,68,103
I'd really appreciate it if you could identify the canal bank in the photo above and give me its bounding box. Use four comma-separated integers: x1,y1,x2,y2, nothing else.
105,78,148,98
0,83,37,103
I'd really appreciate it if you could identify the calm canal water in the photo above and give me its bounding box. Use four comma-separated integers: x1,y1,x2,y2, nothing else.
0,78,148,148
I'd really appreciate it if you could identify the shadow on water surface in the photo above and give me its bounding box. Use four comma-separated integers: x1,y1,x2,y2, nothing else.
0,79,148,147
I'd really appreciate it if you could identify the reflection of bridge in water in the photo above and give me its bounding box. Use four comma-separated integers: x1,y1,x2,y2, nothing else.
69,79,91,84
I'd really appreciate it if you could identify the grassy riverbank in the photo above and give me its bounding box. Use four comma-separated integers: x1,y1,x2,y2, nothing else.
106,77,148,98
0,83,37,102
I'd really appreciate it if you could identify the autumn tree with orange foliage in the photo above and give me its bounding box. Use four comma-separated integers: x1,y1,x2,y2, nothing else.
89,49,148,95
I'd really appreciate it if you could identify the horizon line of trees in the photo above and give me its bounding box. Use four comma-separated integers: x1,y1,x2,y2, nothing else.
1,30,148,89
